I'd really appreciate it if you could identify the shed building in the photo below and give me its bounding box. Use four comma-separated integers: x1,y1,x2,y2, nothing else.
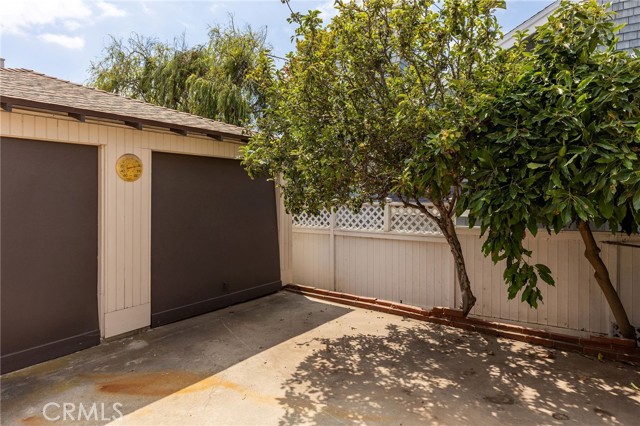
0,68,282,374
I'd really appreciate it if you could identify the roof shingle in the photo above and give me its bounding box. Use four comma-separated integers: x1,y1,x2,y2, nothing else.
0,68,247,140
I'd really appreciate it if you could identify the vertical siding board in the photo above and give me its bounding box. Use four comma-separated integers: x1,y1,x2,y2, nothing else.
292,234,300,284
58,119,69,141
546,237,559,327
335,235,342,293
132,132,142,307
371,241,379,299
311,233,318,286
78,122,89,143
46,117,57,140
305,234,312,286
358,238,367,297
35,116,46,139
296,233,304,285
323,234,330,289
22,114,35,138
0,111,10,134
317,233,323,288
212,141,223,157
356,237,364,296
380,241,388,300
5,111,18,136
578,239,590,332
347,236,355,294
431,243,440,306
490,240,502,320
557,239,569,328
482,238,492,317
335,236,342,292
302,234,310,286
140,147,151,305
411,242,419,306
390,240,398,302
343,236,350,294
398,242,407,304
371,240,378,298
121,128,134,309
588,249,602,333
446,246,454,308
115,129,126,311
567,239,580,330
419,243,427,307
68,120,79,142
104,133,116,313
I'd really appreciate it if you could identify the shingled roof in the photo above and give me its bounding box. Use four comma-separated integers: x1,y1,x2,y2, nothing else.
0,68,248,141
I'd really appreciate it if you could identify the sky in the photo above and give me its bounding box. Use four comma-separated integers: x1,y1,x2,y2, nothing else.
0,0,554,85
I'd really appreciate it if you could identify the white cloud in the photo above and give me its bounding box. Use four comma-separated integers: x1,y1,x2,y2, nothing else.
63,20,83,31
141,1,155,16
0,0,92,35
38,33,85,49
95,0,127,18
317,0,338,23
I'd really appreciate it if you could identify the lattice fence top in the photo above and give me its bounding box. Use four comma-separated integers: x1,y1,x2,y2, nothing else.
292,203,443,235
390,205,441,235
293,210,331,228
336,204,384,231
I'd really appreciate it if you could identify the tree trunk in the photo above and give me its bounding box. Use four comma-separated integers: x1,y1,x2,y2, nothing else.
438,211,477,316
577,220,636,343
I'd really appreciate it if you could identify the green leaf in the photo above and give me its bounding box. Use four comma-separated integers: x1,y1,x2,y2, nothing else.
527,163,546,169
633,191,640,211
600,199,614,219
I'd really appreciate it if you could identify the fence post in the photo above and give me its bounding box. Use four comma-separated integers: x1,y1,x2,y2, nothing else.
330,208,336,291
383,198,392,232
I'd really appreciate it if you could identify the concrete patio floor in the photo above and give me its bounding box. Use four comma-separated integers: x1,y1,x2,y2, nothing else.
2,291,639,426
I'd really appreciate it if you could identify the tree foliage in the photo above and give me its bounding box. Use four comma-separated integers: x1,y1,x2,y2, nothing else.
463,0,640,338
242,0,510,315
88,20,269,126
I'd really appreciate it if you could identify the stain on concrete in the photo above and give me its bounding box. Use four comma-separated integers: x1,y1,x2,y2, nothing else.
125,340,149,351
483,394,515,405
20,415,49,426
93,371,205,396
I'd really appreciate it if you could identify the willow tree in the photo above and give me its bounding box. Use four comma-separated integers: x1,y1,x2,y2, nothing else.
242,0,511,315
463,0,640,339
88,21,269,126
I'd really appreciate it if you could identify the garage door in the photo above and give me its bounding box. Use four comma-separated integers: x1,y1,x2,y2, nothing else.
1,138,99,374
151,152,281,327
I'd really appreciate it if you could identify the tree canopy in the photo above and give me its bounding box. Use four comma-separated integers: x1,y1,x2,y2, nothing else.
462,0,640,339
242,0,511,315
88,20,269,126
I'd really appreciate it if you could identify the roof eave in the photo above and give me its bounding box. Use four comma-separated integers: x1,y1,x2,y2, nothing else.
0,95,251,143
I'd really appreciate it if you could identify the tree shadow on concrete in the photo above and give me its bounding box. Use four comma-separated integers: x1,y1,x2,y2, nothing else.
278,321,640,426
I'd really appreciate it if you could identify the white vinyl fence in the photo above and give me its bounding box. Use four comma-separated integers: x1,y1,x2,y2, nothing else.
283,202,640,337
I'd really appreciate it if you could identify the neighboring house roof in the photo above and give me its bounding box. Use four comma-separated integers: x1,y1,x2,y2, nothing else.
0,68,248,141
499,1,561,49
500,0,640,53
